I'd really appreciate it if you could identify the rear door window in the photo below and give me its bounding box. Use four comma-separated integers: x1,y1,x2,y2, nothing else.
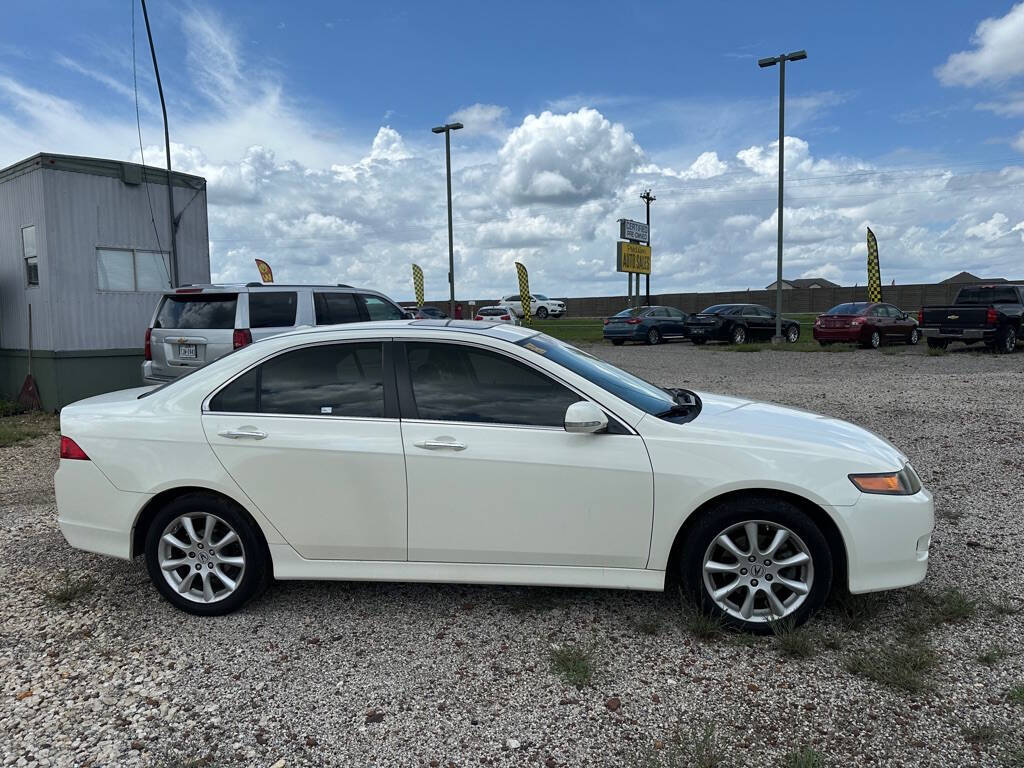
249,292,298,328
155,294,237,329
360,295,405,321
314,292,362,325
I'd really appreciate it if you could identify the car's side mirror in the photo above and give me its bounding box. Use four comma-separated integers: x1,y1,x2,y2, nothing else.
564,401,608,434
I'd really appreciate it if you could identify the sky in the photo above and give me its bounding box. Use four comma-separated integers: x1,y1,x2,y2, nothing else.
2,1,1024,301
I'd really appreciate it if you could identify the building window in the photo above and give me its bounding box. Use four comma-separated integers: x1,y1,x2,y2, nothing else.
22,226,38,286
97,248,171,292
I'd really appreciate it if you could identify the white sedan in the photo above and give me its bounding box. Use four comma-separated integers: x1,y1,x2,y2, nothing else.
55,321,933,631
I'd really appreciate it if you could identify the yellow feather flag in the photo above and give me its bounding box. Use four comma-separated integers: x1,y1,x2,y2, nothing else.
411,264,425,307
866,228,882,303
255,258,274,283
515,262,531,325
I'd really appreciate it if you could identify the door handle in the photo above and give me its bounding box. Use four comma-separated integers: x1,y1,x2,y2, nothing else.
414,438,467,451
218,428,268,440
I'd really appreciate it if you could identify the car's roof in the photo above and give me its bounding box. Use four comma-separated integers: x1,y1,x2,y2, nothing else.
266,319,539,343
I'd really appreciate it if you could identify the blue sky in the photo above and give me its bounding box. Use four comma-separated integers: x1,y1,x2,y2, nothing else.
2,2,1024,299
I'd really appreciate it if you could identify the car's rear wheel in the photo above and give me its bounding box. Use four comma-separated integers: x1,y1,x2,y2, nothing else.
731,326,747,345
680,495,832,634
908,328,920,345
145,493,270,616
536,306,549,319
646,327,661,345
996,325,1017,354
864,330,881,349
786,325,800,343
926,338,948,350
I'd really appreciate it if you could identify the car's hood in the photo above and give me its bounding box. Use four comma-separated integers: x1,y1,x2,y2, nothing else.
692,391,907,469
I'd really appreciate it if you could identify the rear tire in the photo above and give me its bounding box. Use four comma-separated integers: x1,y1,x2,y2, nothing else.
144,493,270,616
785,325,800,343
646,327,662,345
731,326,747,345
679,495,833,634
996,325,1017,354
864,330,881,349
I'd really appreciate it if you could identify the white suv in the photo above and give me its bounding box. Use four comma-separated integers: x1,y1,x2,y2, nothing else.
500,293,566,319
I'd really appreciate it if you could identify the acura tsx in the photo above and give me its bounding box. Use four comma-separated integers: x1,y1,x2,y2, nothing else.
55,320,933,632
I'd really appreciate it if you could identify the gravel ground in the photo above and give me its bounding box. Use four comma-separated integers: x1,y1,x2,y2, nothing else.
1,342,1022,767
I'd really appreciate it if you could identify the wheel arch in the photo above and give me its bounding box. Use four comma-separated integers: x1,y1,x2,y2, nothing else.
131,485,273,572
663,488,848,595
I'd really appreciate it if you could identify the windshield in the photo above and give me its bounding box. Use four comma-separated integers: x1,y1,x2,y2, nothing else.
613,308,642,317
699,304,732,314
826,303,868,315
533,294,548,300
517,333,676,415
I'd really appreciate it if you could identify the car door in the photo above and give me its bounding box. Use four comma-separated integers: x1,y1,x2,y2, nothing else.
884,305,907,340
868,305,887,338
741,306,764,339
202,340,407,561
666,308,687,337
397,339,654,568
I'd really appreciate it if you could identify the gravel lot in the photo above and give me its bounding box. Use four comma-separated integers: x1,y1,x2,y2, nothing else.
2,342,1022,767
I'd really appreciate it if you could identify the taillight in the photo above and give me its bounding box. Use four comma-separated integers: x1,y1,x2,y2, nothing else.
917,310,923,325
233,328,252,349
626,318,642,324
986,307,998,325
501,315,510,320
475,315,483,321
603,318,610,325
144,328,152,361
60,436,89,460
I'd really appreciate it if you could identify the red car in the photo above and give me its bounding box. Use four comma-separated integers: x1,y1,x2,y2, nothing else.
813,302,920,348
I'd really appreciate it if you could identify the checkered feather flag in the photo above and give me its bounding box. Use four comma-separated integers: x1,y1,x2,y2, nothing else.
515,262,531,325
866,228,882,303
411,264,425,308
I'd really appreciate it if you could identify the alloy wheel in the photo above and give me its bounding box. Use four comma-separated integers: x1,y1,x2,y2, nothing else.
1004,328,1016,353
702,520,813,622
648,328,660,345
158,512,246,604
909,328,919,345
786,326,799,343
871,331,881,348
732,327,746,344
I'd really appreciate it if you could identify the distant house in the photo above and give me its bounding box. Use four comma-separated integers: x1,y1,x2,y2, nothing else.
764,277,841,290
940,271,1007,284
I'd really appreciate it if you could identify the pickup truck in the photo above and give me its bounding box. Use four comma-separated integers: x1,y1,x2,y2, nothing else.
918,284,1024,353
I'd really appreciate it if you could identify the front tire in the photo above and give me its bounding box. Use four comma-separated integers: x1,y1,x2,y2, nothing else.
785,324,800,343
679,495,833,634
646,327,662,345
536,306,549,319
145,493,270,616
730,325,747,345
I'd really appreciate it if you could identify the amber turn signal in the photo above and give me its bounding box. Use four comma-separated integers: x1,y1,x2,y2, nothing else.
849,465,921,496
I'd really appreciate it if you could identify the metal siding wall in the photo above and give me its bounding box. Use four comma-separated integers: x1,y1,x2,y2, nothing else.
44,170,209,351
0,169,53,350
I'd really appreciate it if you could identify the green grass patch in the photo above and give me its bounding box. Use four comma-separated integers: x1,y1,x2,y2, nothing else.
42,573,95,606
831,593,885,632
1009,684,1024,705
990,594,1020,616
0,399,27,417
926,344,949,356
977,645,1011,666
783,747,825,768
901,587,977,635
770,617,818,659
631,615,663,636
845,637,938,693
639,721,724,768
962,724,1002,746
0,410,58,448
529,318,604,343
678,591,727,640
549,643,595,688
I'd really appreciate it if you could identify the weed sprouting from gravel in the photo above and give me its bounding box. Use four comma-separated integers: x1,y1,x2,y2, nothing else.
1005,744,1024,767
977,645,1011,666
926,345,948,356
42,573,94,606
678,590,726,640
639,721,724,768
783,746,824,768
901,587,977,634
0,399,27,417
1009,684,1024,706
845,637,938,693
831,593,884,631
962,724,1002,746
770,617,817,659
549,643,594,688
632,615,663,636
0,422,47,447
990,594,1021,616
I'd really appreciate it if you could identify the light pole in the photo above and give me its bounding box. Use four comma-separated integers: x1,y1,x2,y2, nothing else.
432,121,463,318
758,49,806,343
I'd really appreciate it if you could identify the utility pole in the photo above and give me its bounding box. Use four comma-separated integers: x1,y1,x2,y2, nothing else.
641,189,655,306
431,122,463,317
758,49,807,343
140,0,179,288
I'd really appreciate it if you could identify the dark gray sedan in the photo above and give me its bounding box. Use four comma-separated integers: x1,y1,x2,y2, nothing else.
603,306,690,345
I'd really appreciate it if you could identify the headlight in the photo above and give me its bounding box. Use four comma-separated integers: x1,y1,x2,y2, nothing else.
849,464,922,495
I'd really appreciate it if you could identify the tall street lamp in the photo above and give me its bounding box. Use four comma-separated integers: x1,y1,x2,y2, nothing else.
432,121,463,318
758,49,807,343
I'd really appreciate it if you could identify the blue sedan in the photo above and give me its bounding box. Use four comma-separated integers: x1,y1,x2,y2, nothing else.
603,306,690,345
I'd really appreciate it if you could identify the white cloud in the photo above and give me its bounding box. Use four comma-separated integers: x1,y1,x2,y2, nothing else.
976,91,1024,116
447,103,509,139
965,212,1010,240
937,3,1024,86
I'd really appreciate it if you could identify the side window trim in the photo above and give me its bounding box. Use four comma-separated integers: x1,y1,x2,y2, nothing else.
203,337,399,420
392,338,632,433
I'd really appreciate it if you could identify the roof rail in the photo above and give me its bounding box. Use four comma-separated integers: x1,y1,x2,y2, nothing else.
337,283,353,288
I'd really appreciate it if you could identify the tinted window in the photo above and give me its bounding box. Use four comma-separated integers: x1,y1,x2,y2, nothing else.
534,294,549,300
361,295,405,321
209,369,259,412
667,308,686,319
261,343,384,417
869,306,885,317
314,292,361,325
406,342,580,427
741,307,759,316
956,286,1019,304
826,303,869,315
650,308,668,317
699,305,730,314
155,295,237,329
613,308,641,317
249,292,297,327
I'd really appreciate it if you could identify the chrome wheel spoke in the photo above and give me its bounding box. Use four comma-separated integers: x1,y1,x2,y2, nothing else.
201,571,215,602
762,529,789,558
775,575,810,595
774,551,809,569
161,557,189,571
712,578,742,601
177,571,198,594
744,522,759,555
203,514,217,545
181,516,201,545
716,533,746,560
739,588,755,619
765,586,787,617
158,512,245,605
161,533,189,551
705,560,740,574
212,530,238,549
214,566,237,591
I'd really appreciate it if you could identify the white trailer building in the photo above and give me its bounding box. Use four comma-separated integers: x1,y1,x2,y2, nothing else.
0,153,210,409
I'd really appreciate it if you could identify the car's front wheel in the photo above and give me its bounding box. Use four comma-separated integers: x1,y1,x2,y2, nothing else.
908,328,920,345
786,325,800,343
679,495,833,633
536,306,549,319
731,325,747,345
145,493,270,616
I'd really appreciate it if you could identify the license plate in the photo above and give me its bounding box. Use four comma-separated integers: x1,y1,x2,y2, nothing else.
178,344,197,359
690,329,705,335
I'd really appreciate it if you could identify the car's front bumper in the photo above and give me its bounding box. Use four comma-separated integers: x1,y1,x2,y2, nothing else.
836,487,934,593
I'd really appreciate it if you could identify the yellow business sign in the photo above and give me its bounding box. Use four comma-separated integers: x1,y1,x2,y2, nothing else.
616,242,651,275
